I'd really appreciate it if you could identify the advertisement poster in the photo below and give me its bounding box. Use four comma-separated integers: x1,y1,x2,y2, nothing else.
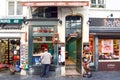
102,40,113,53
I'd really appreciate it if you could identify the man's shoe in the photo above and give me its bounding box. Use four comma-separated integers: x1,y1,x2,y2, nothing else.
87,73,92,78
83,73,87,77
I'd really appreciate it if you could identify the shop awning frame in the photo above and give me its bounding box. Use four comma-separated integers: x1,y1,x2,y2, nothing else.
22,1,89,7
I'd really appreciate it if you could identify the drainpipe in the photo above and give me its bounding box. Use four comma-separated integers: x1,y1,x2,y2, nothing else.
94,36,99,71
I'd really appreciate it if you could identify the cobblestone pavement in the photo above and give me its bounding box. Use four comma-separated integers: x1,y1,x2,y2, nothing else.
0,70,120,80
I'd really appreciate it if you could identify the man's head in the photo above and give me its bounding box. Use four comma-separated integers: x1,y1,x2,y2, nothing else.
44,48,48,52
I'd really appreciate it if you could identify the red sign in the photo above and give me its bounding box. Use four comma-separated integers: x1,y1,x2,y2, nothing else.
22,1,89,6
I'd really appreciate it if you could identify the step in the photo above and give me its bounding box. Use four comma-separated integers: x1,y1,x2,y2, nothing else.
65,64,81,76
65,64,76,70
66,69,81,76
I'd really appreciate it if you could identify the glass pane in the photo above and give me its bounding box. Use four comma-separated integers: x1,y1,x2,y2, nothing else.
91,0,96,4
99,39,120,60
98,0,104,4
33,37,43,42
65,16,82,37
17,2,23,15
46,37,52,41
33,26,54,33
31,7,57,18
8,2,14,15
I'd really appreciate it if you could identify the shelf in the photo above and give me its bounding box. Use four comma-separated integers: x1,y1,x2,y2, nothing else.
33,41,52,43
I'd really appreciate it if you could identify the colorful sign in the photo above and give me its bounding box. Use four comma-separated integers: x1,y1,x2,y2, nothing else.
22,1,89,6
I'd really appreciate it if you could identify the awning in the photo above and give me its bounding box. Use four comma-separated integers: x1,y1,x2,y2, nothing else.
22,1,89,7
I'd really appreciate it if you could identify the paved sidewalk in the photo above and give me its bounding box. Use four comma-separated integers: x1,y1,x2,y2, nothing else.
0,70,120,80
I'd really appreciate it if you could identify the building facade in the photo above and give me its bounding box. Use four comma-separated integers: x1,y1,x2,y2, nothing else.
1,0,120,76
0,0,90,76
0,0,27,72
22,0,90,76
89,0,120,71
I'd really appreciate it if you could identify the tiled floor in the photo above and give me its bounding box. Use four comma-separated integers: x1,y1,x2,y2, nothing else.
65,59,81,76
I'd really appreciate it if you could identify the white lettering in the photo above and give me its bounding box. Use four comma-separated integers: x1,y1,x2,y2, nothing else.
0,20,10,23
14,20,19,23
104,18,120,27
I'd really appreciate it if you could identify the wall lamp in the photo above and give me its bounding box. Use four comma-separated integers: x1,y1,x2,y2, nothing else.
107,13,113,18
87,19,91,25
59,20,62,25
23,17,29,25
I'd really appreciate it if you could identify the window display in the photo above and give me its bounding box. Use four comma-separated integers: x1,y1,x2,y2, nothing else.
0,39,20,69
99,39,120,60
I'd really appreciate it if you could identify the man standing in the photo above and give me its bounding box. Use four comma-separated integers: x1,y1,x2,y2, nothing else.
40,48,52,78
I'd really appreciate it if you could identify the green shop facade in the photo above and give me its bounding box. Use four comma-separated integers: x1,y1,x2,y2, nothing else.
28,18,60,66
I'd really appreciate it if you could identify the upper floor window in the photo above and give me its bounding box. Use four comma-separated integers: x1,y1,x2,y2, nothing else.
8,1,23,15
31,7,58,18
91,0,105,8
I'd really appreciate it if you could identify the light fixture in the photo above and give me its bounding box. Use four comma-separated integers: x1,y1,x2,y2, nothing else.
87,19,91,25
107,13,113,18
59,20,62,25
23,17,28,25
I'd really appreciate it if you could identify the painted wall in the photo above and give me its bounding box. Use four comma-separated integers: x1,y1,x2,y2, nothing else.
0,0,6,17
89,0,120,18
58,7,89,43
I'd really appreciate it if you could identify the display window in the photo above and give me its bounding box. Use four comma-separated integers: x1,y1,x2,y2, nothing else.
0,39,20,69
98,39,120,60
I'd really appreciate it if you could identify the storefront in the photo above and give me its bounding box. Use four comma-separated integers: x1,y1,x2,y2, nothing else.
0,19,24,71
89,18,120,71
27,18,59,66
22,0,90,75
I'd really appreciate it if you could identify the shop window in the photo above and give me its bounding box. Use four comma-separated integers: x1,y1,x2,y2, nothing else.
98,39,120,60
46,37,52,41
90,0,105,8
33,26,54,34
0,39,20,68
8,1,23,15
65,16,82,37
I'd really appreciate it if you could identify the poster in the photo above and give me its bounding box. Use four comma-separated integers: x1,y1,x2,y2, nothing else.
102,40,113,53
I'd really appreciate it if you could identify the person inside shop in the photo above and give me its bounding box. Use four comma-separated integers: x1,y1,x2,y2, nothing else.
40,48,52,78
58,52,62,65
82,45,92,78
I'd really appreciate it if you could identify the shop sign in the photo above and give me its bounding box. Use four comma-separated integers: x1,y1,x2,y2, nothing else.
90,18,120,27
89,18,120,32
0,19,22,24
22,1,89,6
107,64,115,69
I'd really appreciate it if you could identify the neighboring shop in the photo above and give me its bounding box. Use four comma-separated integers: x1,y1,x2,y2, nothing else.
22,0,89,75
89,18,120,71
0,18,26,71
